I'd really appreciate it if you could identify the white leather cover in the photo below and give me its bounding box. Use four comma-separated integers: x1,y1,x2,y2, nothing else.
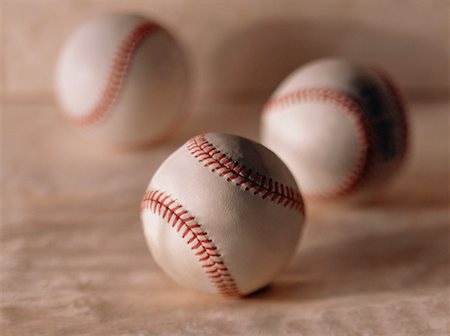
54,14,189,148
141,133,305,297
261,58,408,201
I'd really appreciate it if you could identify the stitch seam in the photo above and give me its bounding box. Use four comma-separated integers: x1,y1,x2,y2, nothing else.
68,22,159,126
186,134,304,214
263,88,371,200
141,190,240,297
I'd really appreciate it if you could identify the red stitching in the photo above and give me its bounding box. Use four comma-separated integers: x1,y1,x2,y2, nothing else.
68,22,160,126
141,190,241,297
263,88,371,200
186,134,305,214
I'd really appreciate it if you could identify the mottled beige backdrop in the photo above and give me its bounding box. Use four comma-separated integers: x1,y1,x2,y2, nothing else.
1,1,449,336
1,0,449,105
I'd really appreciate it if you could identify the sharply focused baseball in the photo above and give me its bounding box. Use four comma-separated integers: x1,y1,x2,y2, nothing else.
261,58,409,202
141,133,305,297
55,14,189,149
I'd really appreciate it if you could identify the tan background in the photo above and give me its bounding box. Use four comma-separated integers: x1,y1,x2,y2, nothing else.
1,1,449,335
1,0,449,104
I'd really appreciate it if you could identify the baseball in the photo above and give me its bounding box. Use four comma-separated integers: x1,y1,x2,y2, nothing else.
261,58,408,202
141,133,305,297
54,14,189,149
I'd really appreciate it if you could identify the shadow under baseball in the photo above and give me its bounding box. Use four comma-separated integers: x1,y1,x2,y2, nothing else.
248,213,449,302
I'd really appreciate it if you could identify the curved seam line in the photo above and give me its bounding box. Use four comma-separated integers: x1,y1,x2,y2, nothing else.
141,189,241,297
186,134,305,214
68,22,159,126
263,88,371,200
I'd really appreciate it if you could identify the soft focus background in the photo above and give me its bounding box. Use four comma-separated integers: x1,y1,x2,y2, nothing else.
2,0,449,104
1,1,449,335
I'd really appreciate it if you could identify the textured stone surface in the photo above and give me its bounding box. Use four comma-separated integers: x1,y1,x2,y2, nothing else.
1,97,449,335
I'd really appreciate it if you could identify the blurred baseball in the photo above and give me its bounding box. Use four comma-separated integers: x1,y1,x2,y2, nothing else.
54,13,189,149
261,58,408,202
141,133,305,297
